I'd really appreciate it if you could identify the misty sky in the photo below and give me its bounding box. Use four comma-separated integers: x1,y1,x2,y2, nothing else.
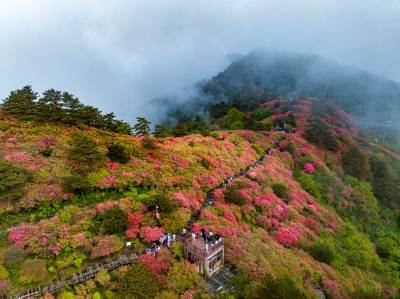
1,0,399,122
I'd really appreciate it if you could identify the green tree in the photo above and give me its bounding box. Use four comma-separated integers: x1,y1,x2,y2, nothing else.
37,89,64,122
1,86,38,120
224,184,245,206
250,273,309,299
134,117,151,136
62,174,92,193
107,143,131,164
153,124,170,137
310,236,336,264
68,133,105,172
19,259,48,284
0,160,32,201
224,107,244,129
304,120,338,152
342,146,371,181
272,183,289,201
166,261,204,295
369,155,400,206
116,262,160,299
101,206,129,234
252,107,271,121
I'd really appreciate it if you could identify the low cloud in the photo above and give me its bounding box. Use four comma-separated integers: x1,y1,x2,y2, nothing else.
0,0,399,122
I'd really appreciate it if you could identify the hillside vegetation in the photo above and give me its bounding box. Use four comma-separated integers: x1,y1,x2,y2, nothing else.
0,95,399,298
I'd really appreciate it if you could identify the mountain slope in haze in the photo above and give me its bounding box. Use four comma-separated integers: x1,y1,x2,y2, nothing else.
0,97,399,298
157,50,400,131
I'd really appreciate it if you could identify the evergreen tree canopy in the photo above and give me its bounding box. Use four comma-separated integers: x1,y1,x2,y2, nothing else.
342,146,371,181
369,155,400,206
0,86,132,134
107,143,131,164
68,133,105,173
0,160,32,201
134,117,151,136
304,120,338,151
116,262,160,299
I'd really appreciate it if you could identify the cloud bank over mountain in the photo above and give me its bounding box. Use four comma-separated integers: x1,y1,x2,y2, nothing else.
0,0,399,121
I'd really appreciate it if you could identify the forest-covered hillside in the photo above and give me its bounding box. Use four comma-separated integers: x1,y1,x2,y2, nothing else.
157,50,400,136
0,95,399,298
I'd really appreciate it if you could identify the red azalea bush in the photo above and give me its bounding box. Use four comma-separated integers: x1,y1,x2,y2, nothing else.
99,175,117,188
139,251,172,283
303,163,315,174
4,151,34,164
8,223,33,248
96,200,118,213
140,226,164,242
255,194,289,222
90,235,123,259
276,225,303,247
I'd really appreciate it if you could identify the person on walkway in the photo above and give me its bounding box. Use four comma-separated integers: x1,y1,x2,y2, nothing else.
182,228,187,236
159,234,164,245
201,228,207,243
172,234,176,242
167,233,172,248
192,232,196,241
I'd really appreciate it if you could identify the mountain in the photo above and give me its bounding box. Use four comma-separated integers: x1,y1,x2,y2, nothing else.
157,50,400,131
0,97,399,298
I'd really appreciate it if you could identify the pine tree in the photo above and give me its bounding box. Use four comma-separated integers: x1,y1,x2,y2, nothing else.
68,133,105,173
342,146,371,181
1,86,38,120
37,89,64,122
369,155,400,206
134,117,151,136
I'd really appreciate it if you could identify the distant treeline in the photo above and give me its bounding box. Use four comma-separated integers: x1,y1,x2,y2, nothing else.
0,86,132,134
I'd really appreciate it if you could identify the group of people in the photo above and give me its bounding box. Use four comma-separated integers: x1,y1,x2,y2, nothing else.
159,232,177,248
145,232,177,256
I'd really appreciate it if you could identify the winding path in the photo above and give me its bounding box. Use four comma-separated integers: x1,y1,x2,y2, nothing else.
8,149,270,299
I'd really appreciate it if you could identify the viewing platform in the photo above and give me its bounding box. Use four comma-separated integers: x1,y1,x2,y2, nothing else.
184,235,224,276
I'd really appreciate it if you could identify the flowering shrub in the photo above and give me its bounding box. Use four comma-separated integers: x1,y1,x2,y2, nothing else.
139,251,172,283
8,223,34,248
96,200,117,213
140,226,164,243
36,136,58,156
303,163,315,174
90,235,123,259
98,175,117,189
276,225,302,247
322,278,341,299
255,194,289,222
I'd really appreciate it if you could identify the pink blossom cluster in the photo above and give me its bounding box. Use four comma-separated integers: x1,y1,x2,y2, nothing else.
96,200,118,213
322,278,342,299
99,175,117,188
303,163,315,174
140,226,164,242
173,192,201,210
139,251,171,284
276,225,303,247
7,136,18,143
125,212,144,239
255,194,289,222
106,161,119,172
213,188,224,199
4,151,34,164
90,235,123,259
36,136,58,151
8,223,34,248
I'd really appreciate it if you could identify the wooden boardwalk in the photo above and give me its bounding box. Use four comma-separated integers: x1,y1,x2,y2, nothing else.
8,149,270,299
